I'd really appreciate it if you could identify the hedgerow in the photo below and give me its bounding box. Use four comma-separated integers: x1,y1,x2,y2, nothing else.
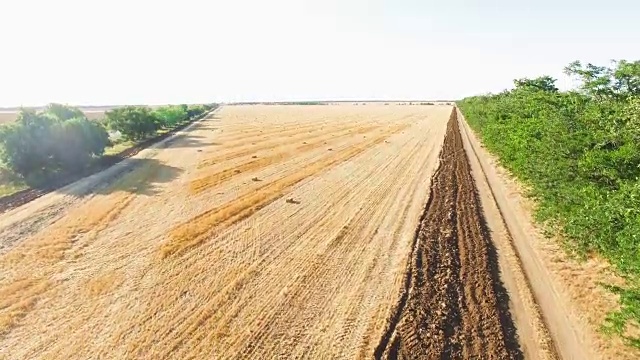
0,103,216,188
458,60,640,346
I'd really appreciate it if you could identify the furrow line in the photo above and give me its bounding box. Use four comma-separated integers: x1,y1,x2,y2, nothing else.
161,123,408,257
137,123,414,357
196,120,381,169
189,124,381,194
375,109,522,359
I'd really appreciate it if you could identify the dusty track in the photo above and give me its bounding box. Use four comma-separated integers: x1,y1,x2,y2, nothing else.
0,105,452,359
375,110,522,359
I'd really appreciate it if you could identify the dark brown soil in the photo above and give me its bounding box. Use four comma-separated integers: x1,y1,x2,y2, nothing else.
375,109,522,359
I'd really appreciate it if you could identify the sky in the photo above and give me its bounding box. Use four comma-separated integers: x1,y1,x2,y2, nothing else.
1,0,639,106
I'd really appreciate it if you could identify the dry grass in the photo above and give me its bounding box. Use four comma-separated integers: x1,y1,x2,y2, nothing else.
86,272,123,296
0,161,164,334
162,123,407,259
189,124,379,194
0,190,134,333
196,122,367,170
0,278,50,333
0,105,457,359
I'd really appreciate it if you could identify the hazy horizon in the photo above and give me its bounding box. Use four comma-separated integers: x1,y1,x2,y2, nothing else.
2,0,639,107
0,99,457,111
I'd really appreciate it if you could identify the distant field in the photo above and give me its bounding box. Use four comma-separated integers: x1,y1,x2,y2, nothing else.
0,110,106,124
0,113,14,125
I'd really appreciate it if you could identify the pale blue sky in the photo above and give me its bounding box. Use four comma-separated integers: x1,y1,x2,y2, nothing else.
1,0,639,106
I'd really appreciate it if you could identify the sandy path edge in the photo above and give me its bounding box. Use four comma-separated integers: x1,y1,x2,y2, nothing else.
456,107,596,359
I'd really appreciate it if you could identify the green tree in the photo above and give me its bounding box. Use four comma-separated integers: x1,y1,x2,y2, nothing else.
153,105,188,128
612,60,640,96
0,109,109,185
50,118,110,172
43,103,86,121
513,76,559,93
105,106,160,140
565,60,640,99
186,104,207,119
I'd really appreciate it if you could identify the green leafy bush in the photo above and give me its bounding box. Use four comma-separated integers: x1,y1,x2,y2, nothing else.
153,105,188,128
0,106,110,185
50,117,111,172
458,60,640,346
105,106,160,141
186,104,208,119
43,103,86,121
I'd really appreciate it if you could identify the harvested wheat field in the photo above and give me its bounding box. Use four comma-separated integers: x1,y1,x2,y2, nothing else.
0,104,593,359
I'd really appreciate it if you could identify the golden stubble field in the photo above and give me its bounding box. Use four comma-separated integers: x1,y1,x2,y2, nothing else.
0,105,451,359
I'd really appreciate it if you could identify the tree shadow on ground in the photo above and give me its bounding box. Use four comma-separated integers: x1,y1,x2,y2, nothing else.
162,134,221,148
60,158,185,197
190,117,220,131
98,158,184,196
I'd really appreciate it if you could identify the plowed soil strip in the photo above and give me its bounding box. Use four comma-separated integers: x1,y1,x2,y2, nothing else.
375,110,522,359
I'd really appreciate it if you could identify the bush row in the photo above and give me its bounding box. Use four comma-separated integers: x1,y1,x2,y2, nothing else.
105,104,214,140
458,60,640,346
0,103,215,187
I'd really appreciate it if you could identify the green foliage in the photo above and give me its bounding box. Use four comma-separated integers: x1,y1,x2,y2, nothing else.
186,104,208,119
105,106,160,141
564,60,640,99
51,118,111,172
459,60,640,346
0,106,110,185
153,105,188,128
513,76,559,93
43,103,85,121
106,104,215,141
0,103,215,193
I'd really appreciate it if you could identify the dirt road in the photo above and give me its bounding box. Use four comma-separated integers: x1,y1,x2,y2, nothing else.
0,105,453,358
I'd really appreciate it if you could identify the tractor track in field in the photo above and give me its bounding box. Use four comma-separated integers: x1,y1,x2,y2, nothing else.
375,110,522,359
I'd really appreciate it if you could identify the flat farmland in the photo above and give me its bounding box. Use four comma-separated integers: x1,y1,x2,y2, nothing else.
8,104,606,359
0,105,457,358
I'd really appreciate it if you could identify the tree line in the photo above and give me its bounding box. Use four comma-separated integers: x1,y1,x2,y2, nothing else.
0,103,216,187
458,59,640,347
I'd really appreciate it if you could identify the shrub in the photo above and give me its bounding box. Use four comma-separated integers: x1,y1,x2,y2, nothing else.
186,104,207,119
458,60,640,346
0,107,110,185
43,103,85,121
154,105,188,128
50,118,111,173
105,106,160,141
